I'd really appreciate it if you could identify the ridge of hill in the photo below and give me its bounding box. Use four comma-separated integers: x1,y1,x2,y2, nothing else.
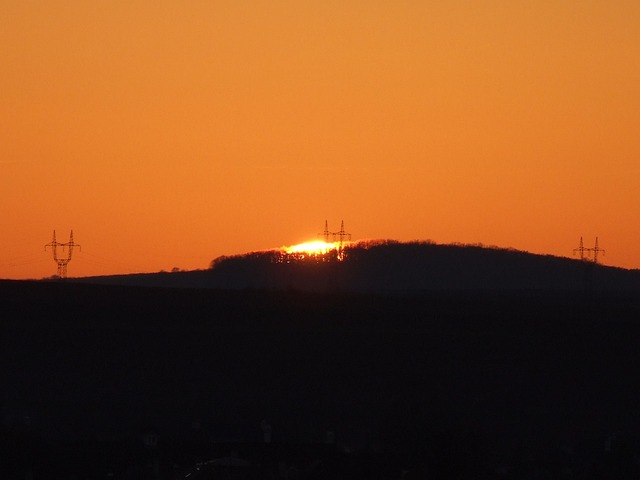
2,246,640,476
74,240,640,291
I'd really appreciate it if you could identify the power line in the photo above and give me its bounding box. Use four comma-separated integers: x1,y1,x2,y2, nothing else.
44,230,81,278
318,220,331,242
317,220,352,261
332,220,352,244
317,220,352,244
573,236,605,264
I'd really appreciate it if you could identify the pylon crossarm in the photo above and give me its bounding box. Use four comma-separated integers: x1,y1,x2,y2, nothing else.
45,230,79,278
573,237,605,264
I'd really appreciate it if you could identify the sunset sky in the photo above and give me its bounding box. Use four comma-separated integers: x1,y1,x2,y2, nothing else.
1,0,639,279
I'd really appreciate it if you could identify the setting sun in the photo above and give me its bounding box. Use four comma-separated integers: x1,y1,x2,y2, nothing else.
284,241,340,255
275,239,353,263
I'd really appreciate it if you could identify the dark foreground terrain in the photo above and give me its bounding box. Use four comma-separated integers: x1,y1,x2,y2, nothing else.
2,280,640,478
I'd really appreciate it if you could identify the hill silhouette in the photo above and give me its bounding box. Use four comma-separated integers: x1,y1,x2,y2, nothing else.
77,240,640,291
2,240,640,476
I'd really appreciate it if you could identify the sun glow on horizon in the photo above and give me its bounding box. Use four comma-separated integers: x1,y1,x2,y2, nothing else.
284,241,341,255
3,1,640,280
277,239,353,262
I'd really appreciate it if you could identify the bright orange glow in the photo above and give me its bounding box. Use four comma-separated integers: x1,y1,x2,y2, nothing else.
1,1,639,279
284,241,341,255
277,239,350,263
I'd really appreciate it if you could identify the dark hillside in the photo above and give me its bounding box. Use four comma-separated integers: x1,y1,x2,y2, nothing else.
76,241,640,292
2,279,640,477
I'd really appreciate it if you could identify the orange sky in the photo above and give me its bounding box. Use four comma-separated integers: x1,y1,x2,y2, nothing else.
1,0,639,279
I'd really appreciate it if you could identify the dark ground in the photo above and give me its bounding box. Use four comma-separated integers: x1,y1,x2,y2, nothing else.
2,279,640,478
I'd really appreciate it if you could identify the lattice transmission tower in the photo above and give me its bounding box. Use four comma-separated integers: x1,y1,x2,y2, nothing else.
332,220,352,244
45,230,81,278
318,220,352,244
573,236,605,264
319,220,331,242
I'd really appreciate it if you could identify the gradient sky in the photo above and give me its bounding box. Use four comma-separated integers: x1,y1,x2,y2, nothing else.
1,0,639,279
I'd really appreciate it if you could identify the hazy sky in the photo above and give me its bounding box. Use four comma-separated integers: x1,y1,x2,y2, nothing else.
2,0,639,279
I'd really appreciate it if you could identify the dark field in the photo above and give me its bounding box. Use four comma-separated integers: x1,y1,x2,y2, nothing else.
2,280,640,478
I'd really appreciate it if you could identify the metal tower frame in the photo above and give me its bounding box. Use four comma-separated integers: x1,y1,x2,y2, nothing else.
573,236,605,264
45,230,81,278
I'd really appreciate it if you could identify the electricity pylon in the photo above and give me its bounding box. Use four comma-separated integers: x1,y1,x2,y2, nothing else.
45,230,81,278
318,220,352,244
319,220,331,242
591,237,605,264
317,220,352,260
331,220,351,261
573,236,605,264
332,220,351,244
573,236,585,260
